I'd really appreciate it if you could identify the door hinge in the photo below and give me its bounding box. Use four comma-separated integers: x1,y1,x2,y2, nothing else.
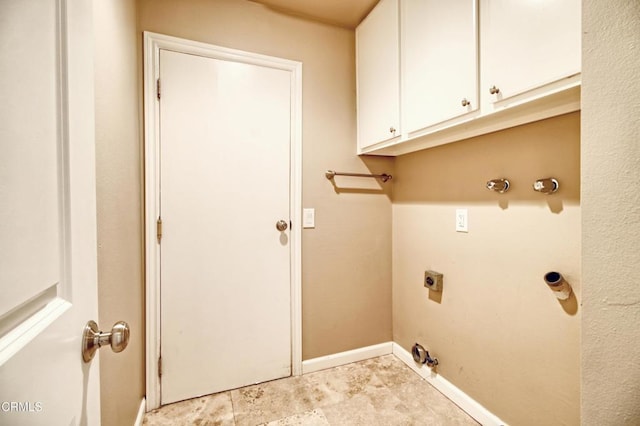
158,356,162,377
156,217,163,243
156,78,161,100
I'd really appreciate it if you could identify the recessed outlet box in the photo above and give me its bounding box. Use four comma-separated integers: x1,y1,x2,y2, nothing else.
424,270,443,291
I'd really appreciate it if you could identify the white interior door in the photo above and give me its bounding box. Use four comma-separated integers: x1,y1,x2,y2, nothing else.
0,1,100,425
159,49,293,404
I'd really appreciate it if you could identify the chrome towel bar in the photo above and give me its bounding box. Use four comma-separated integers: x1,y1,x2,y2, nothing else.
325,170,392,183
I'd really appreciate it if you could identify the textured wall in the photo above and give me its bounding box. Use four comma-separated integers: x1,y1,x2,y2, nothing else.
94,1,144,425
138,0,393,360
581,1,640,424
393,113,581,425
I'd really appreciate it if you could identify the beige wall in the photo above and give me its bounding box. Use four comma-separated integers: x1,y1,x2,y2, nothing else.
582,1,640,424
392,113,581,425
94,1,144,425
138,0,393,359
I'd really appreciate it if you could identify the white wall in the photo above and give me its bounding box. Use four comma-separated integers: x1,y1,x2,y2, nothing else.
94,1,144,425
581,0,640,424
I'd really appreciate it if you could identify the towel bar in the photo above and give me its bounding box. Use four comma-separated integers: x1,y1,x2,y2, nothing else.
325,170,392,183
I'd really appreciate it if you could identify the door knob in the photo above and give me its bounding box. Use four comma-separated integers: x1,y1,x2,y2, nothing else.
276,220,288,231
82,320,130,362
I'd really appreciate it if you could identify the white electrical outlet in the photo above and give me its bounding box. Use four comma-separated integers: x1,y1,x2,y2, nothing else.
455,209,468,232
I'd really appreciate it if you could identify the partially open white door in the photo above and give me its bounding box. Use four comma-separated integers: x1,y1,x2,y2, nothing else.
0,1,100,425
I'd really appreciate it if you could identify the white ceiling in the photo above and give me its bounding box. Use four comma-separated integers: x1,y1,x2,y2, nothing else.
250,0,379,29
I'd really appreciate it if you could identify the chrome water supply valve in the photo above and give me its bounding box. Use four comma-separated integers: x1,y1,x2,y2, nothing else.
486,178,510,193
533,178,559,194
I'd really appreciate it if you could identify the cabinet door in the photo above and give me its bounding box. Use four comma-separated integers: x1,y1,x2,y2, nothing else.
402,0,478,134
357,0,401,150
482,0,580,102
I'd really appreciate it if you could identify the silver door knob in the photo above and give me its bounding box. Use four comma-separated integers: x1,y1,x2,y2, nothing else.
82,320,130,362
276,220,288,231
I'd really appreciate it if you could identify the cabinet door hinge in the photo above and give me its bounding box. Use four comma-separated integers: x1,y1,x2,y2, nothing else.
158,356,162,377
156,78,161,100
157,217,163,243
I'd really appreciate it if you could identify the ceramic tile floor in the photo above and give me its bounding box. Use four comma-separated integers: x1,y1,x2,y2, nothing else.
143,355,479,426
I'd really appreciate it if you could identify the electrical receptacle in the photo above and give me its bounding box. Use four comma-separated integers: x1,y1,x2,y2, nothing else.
455,208,468,232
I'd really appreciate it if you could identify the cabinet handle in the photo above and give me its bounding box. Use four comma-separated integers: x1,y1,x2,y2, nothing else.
461,98,471,107
489,86,500,95
389,126,396,134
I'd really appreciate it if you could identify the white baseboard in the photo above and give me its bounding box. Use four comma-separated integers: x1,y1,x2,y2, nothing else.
301,341,393,374
392,343,507,426
134,397,146,426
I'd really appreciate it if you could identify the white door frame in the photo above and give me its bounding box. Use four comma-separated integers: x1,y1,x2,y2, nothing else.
143,32,302,410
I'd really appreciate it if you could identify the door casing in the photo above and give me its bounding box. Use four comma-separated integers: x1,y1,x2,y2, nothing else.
142,32,303,411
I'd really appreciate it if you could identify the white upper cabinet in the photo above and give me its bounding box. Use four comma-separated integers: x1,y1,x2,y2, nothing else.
481,0,581,104
402,0,478,135
356,0,401,151
356,0,581,156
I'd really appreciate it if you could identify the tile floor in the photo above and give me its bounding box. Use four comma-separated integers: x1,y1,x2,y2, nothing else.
143,355,479,426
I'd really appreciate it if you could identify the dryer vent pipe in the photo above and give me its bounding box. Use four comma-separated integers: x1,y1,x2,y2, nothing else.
544,271,572,300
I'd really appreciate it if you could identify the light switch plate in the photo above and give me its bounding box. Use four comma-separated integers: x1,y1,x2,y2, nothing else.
303,208,315,228
456,209,468,232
